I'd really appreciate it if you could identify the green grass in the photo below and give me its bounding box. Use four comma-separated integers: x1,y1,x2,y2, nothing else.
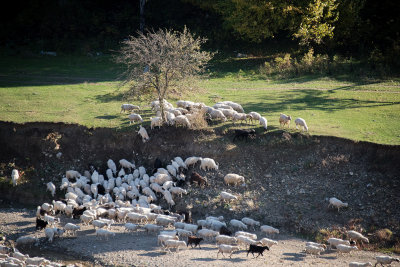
0,54,399,145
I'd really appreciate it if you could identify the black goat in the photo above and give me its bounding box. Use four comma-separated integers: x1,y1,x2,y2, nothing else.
187,236,203,248
35,218,48,230
233,129,256,142
72,207,87,219
247,244,269,258
97,184,106,195
219,226,232,236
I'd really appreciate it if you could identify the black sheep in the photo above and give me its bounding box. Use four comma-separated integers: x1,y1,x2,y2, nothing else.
36,218,48,230
187,236,203,248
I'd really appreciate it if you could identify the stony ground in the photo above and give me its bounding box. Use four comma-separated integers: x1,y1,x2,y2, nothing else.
1,208,398,267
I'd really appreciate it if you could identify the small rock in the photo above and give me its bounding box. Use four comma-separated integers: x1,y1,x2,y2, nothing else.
56,152,62,159
349,172,353,176
366,183,373,188
299,189,305,194
266,174,272,178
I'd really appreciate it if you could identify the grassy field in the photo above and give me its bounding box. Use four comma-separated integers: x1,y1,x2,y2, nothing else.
0,54,399,145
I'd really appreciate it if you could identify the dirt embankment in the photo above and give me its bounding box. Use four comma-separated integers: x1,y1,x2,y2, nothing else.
0,121,399,238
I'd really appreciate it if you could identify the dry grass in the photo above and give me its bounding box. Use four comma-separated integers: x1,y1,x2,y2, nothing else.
186,109,208,130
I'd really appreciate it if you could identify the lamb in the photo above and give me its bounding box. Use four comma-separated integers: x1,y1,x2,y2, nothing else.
305,244,325,255
375,256,400,266
150,117,163,129
163,240,187,252
347,230,369,244
260,225,279,235
305,242,326,249
121,104,140,113
200,158,218,171
220,191,237,201
184,156,200,167
119,159,135,171
241,217,260,229
295,117,308,132
247,244,269,258
45,227,64,242
216,235,237,245
187,236,203,248
198,229,219,241
329,197,348,211
44,214,60,226
64,223,80,236
348,262,373,267
190,172,207,187
16,236,38,247
260,238,278,248
80,214,95,225
279,113,292,128
158,234,179,246
336,244,358,254
259,116,268,130
224,173,245,186
11,169,19,186
232,112,250,124
327,238,350,248
127,212,148,224
173,115,191,128
96,229,115,240
217,244,240,258
127,113,143,125
230,219,248,230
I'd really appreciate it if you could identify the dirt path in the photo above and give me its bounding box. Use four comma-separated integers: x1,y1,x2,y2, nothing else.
0,208,397,267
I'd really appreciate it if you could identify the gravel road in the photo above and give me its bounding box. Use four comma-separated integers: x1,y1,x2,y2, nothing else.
1,208,398,267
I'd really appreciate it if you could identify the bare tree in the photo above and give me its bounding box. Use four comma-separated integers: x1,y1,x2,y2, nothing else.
115,27,213,121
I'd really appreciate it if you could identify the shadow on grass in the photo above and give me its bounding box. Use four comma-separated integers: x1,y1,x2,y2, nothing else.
95,115,119,120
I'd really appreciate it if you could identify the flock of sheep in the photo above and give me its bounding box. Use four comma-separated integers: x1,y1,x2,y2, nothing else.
6,152,399,267
121,99,309,143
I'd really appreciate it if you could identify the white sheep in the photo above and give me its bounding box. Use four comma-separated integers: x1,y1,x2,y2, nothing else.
45,227,64,242
16,236,38,247
96,229,115,240
142,187,157,201
158,234,179,246
121,104,140,113
197,229,219,241
52,200,66,214
260,237,278,247
232,112,249,124
11,169,19,186
209,109,227,122
208,219,227,231
150,117,163,129
173,115,191,128
156,216,175,227
44,214,59,226
137,125,150,143
217,244,240,258
183,223,200,234
260,225,279,235
214,103,233,110
305,244,325,256
176,229,193,239
166,165,177,177
259,116,268,130
119,159,135,171
128,113,143,124
329,197,348,211
224,173,245,186
200,158,218,171
375,256,400,266
124,223,139,233
65,170,80,180
163,240,186,252
162,190,175,207
295,117,308,132
169,187,187,197
219,101,244,113
107,159,117,174
235,235,259,249
248,111,261,123
347,230,369,244
220,191,237,201
348,262,373,267
241,217,260,229
230,219,248,230
127,212,148,224
235,231,257,240
11,251,27,262
64,223,80,236
91,219,108,229
306,242,326,249
216,235,237,245
143,223,163,234
80,214,95,225
26,257,50,266
336,244,358,254
279,113,292,128
327,237,350,248
219,108,237,120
